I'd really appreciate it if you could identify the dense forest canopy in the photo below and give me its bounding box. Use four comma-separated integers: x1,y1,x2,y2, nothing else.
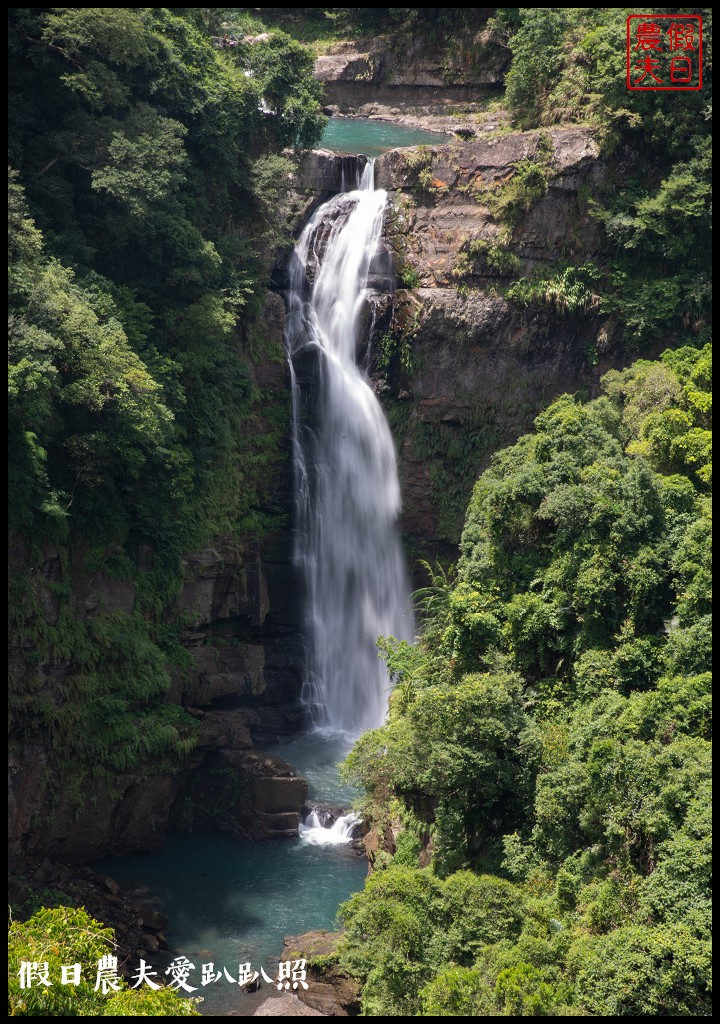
340,346,711,1015
8,7,712,1018
8,7,327,798
9,6,325,554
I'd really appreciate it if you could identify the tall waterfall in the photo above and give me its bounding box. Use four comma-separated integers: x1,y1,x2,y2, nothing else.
284,161,413,737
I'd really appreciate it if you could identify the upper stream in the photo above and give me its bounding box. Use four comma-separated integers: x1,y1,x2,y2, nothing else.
319,115,449,156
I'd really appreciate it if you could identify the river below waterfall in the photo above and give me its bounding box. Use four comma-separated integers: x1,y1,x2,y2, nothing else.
91,732,367,1016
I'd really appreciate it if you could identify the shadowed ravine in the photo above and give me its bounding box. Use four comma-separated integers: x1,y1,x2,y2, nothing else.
91,165,417,1014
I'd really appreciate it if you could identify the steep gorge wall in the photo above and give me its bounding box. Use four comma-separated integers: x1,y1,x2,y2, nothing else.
8,293,308,866
287,129,642,561
9,108,648,869
373,128,629,555
316,33,508,120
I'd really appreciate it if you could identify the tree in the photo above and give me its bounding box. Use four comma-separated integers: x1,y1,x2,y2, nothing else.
8,906,201,1016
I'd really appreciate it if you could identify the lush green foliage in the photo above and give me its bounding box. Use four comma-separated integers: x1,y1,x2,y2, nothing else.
506,263,602,315
8,906,200,1015
8,7,323,551
8,8,322,796
494,8,712,343
340,868,528,1015
341,347,712,1015
8,11,713,1019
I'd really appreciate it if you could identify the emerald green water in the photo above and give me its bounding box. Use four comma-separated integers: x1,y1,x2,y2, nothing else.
320,116,448,156
92,734,366,1016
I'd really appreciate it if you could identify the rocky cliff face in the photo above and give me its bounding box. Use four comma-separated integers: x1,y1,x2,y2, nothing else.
303,39,644,556
366,128,642,556
283,930,362,1016
316,34,509,121
8,292,309,865
281,127,635,558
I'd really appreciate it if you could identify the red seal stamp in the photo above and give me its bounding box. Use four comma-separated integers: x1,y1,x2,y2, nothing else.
627,15,703,90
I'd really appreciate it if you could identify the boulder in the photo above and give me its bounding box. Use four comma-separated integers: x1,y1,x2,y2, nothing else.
315,52,381,84
282,931,361,1017
173,749,307,840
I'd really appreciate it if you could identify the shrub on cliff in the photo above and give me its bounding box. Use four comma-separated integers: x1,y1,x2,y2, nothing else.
340,345,712,1016
8,906,200,1016
496,8,711,345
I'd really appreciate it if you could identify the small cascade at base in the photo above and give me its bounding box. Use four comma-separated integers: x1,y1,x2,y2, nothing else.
299,804,363,847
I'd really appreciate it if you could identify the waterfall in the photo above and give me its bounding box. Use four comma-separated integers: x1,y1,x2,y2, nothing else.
285,160,413,738
299,807,362,847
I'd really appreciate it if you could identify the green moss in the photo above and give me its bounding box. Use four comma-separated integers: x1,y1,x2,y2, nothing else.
451,236,521,282
410,414,503,543
480,158,550,223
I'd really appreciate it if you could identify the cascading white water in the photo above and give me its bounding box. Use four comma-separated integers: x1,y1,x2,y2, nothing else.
299,809,361,847
285,160,413,738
